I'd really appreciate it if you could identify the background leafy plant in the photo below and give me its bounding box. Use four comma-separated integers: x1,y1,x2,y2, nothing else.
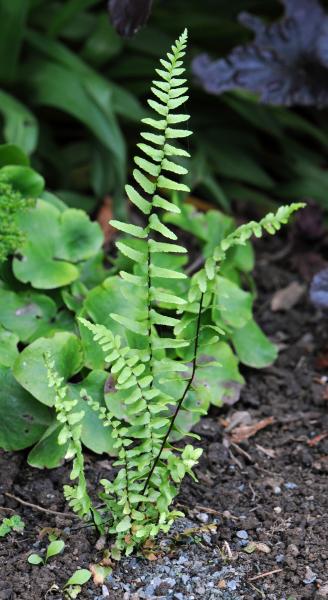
0,135,295,468
1,0,328,214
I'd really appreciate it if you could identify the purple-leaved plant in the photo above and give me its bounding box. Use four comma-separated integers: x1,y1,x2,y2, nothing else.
193,0,328,107
107,0,153,37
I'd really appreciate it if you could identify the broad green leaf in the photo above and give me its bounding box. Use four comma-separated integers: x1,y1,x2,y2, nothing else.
214,276,252,328
110,313,148,336
0,165,44,197
0,366,52,451
65,569,92,587
232,318,278,368
13,332,83,406
83,276,148,352
70,371,117,455
0,289,57,343
27,422,68,469
0,144,29,167
0,0,28,82
13,199,102,289
46,540,65,560
0,327,18,367
116,516,131,533
0,91,38,154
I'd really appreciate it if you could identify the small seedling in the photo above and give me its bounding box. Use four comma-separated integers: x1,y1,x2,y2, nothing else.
0,514,25,537
28,539,65,566
64,569,92,599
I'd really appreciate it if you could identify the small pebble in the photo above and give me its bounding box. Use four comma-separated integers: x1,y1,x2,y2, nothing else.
284,482,298,490
303,566,317,585
274,486,282,495
274,506,282,514
276,554,285,564
227,579,237,591
236,530,248,540
196,512,209,524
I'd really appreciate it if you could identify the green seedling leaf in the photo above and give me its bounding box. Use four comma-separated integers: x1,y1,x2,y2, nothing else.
65,569,92,587
0,515,25,537
28,553,43,565
13,332,83,406
0,366,52,451
232,318,278,368
46,539,65,561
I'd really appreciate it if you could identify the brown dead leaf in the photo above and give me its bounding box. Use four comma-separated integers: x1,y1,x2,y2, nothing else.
308,432,328,446
96,195,115,244
89,563,112,586
145,552,159,561
230,417,275,443
224,411,252,433
244,542,271,554
271,281,305,312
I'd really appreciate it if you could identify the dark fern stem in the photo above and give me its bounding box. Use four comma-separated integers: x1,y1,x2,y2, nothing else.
141,292,204,497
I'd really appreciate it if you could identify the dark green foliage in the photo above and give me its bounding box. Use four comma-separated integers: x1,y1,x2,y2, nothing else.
0,0,327,213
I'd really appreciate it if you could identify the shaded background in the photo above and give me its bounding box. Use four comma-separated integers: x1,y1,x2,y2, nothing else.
2,0,328,217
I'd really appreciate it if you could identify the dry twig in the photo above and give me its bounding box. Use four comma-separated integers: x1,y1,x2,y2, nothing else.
4,492,77,519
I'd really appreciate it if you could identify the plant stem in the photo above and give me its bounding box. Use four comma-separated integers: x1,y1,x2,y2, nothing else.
141,292,204,496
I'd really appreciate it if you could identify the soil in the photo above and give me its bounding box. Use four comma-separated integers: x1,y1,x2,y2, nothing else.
0,239,327,600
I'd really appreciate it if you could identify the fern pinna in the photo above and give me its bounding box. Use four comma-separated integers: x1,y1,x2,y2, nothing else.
47,29,303,555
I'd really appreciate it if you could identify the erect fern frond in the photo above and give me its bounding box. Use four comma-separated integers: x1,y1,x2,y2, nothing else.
109,30,191,369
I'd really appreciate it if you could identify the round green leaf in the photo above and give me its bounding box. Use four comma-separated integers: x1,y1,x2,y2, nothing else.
0,366,52,451
13,332,83,406
58,210,103,262
193,342,245,407
13,200,103,289
27,421,68,469
13,201,78,289
0,327,18,367
0,165,44,197
83,276,148,352
65,569,92,587
214,276,252,328
28,554,43,565
0,144,29,167
0,288,57,343
70,371,117,455
232,318,278,368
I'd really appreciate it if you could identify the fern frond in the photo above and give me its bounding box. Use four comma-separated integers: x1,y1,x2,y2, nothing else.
109,29,192,377
45,353,94,521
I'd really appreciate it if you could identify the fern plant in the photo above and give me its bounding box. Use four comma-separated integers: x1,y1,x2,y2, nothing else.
47,30,304,555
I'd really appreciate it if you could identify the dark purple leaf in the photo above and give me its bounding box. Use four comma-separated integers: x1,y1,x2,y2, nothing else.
310,268,328,308
107,0,153,37
192,0,328,107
